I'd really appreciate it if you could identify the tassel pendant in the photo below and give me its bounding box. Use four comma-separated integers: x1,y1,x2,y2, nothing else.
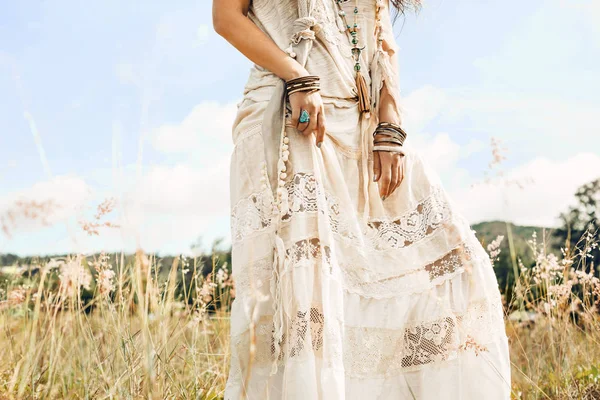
355,70,371,115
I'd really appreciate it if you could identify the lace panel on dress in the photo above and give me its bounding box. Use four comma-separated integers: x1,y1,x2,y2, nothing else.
230,298,505,379
282,237,480,297
425,243,475,281
233,233,483,300
230,190,274,243
367,187,452,250
231,173,452,251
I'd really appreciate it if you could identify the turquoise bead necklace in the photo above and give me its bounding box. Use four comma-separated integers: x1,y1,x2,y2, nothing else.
334,0,371,115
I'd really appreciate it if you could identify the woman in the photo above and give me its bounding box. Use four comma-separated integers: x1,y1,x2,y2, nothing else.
213,0,511,398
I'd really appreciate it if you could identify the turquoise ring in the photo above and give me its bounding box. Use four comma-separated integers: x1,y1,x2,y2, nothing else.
299,109,310,124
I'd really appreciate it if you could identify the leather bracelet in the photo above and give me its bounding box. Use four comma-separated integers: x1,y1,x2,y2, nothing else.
373,122,407,147
287,84,320,96
285,75,320,94
376,124,407,137
374,138,404,146
373,127,407,140
373,145,406,156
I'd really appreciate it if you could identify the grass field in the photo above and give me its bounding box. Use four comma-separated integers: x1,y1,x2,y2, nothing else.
1,229,599,399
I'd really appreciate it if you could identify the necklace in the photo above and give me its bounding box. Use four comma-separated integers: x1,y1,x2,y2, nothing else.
334,0,372,116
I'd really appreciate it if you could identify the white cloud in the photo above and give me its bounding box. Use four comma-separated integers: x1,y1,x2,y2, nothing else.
451,152,600,227
401,85,449,133
106,102,238,253
152,101,238,155
399,78,600,228
127,161,230,216
113,160,230,254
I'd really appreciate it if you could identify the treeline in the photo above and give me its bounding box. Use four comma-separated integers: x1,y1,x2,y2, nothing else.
1,179,598,301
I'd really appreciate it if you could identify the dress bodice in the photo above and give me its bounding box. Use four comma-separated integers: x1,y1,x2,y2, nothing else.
245,0,399,103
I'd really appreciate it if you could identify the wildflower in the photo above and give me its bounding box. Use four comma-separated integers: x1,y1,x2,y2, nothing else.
486,235,504,266
79,198,119,236
518,258,527,273
59,256,92,296
216,266,229,287
97,269,116,296
1,198,57,238
8,287,27,306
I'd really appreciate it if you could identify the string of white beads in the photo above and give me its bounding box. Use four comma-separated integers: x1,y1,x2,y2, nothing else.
275,126,290,215
276,122,290,215
260,160,268,191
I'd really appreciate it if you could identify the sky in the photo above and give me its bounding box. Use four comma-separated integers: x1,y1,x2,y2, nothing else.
0,0,599,256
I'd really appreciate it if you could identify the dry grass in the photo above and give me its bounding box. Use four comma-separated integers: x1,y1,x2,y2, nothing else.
1,228,599,399
504,229,600,399
0,252,232,399
1,189,600,399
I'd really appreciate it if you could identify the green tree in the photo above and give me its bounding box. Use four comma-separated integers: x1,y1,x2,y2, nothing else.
554,178,600,269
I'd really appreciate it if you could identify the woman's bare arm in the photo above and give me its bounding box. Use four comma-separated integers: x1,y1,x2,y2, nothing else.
213,0,309,82
213,0,326,144
373,1,404,200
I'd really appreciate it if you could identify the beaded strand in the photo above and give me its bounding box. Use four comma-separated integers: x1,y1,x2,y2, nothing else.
335,0,362,74
334,0,371,115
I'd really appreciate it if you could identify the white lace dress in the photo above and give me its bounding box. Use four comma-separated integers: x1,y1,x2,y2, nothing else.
225,1,511,399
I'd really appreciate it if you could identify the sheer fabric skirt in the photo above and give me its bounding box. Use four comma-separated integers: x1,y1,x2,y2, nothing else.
225,97,511,400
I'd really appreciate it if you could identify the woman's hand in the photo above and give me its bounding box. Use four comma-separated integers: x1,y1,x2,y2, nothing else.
373,137,405,200
374,82,405,201
289,90,327,148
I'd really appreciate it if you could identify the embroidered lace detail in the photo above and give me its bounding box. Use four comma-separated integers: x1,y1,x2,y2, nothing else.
286,237,331,266
229,298,505,379
425,243,475,281
282,237,482,298
233,237,483,301
230,190,274,243
232,256,273,299
232,306,327,365
281,173,319,220
367,188,452,250
231,172,452,250
281,173,358,241
345,316,458,377
312,0,347,48
289,307,326,357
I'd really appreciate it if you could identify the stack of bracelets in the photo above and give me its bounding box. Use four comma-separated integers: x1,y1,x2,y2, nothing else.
285,75,321,96
373,121,407,156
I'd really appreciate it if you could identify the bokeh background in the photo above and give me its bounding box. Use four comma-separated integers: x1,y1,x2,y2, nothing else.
2,2,600,399
2,0,599,256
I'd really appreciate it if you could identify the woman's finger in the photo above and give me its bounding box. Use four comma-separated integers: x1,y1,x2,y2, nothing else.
378,153,392,200
388,158,399,198
302,108,318,136
315,107,326,148
290,104,300,128
394,157,405,192
373,152,381,182
390,155,403,194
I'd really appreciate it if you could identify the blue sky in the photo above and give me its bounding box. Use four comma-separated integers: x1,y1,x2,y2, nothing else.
1,0,599,256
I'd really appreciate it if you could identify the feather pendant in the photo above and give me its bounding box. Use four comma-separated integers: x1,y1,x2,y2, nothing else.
355,70,371,115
